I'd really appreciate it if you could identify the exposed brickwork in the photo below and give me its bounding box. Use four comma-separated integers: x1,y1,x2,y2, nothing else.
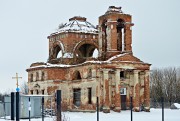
27,6,151,113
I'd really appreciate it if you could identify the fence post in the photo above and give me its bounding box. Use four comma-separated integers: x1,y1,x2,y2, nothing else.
130,96,133,121
29,97,31,121
16,92,19,121
56,90,61,121
42,97,44,121
11,92,15,120
97,97,99,121
162,97,164,121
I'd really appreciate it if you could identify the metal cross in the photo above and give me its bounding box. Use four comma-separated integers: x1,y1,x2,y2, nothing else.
12,73,22,90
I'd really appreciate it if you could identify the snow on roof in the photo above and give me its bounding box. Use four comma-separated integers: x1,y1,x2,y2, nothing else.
106,6,123,14
28,54,148,70
107,53,129,61
63,53,73,58
174,103,180,109
52,16,98,35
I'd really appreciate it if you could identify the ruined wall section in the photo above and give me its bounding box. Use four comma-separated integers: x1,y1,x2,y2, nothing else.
98,61,150,112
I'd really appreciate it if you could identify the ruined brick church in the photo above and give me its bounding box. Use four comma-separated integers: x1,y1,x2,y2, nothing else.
26,6,151,113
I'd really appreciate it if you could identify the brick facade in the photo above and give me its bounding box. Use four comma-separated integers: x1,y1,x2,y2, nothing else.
26,6,151,113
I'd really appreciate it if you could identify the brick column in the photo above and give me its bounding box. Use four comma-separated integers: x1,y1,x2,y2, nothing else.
133,70,140,112
144,70,150,112
113,70,121,112
108,22,118,50
124,25,132,52
103,70,110,113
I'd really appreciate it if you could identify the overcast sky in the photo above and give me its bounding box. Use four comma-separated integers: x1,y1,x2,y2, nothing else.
0,0,180,93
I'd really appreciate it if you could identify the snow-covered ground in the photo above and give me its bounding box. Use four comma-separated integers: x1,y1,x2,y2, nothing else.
0,109,180,121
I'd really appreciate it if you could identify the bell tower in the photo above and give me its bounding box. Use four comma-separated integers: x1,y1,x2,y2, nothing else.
98,6,134,60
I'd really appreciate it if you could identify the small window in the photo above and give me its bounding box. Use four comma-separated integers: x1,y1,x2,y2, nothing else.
120,71,124,78
42,90,45,95
30,90,33,95
88,88,92,104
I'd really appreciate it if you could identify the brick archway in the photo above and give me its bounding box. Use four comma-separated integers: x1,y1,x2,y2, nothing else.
49,41,65,59
73,40,98,58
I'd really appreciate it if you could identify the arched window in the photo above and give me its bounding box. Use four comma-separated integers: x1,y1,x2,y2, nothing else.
50,44,63,60
77,43,98,59
54,45,62,59
72,71,81,80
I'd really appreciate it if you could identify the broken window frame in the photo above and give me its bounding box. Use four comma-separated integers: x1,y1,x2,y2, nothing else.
73,88,81,107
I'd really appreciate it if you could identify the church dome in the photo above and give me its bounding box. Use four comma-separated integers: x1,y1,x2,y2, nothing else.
54,16,98,34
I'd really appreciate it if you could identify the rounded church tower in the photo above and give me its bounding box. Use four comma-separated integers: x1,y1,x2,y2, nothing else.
47,16,99,64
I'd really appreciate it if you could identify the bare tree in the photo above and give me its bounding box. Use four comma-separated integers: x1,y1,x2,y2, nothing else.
163,67,176,106
150,67,180,107
20,81,29,94
150,68,164,102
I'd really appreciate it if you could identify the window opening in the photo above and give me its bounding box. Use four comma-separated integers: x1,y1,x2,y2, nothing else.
73,71,81,80
88,88,92,104
42,90,44,95
122,28,125,51
73,89,81,107
57,50,63,58
120,71,125,78
102,20,107,52
117,19,125,51
53,45,62,59
92,49,98,58
30,90,33,95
